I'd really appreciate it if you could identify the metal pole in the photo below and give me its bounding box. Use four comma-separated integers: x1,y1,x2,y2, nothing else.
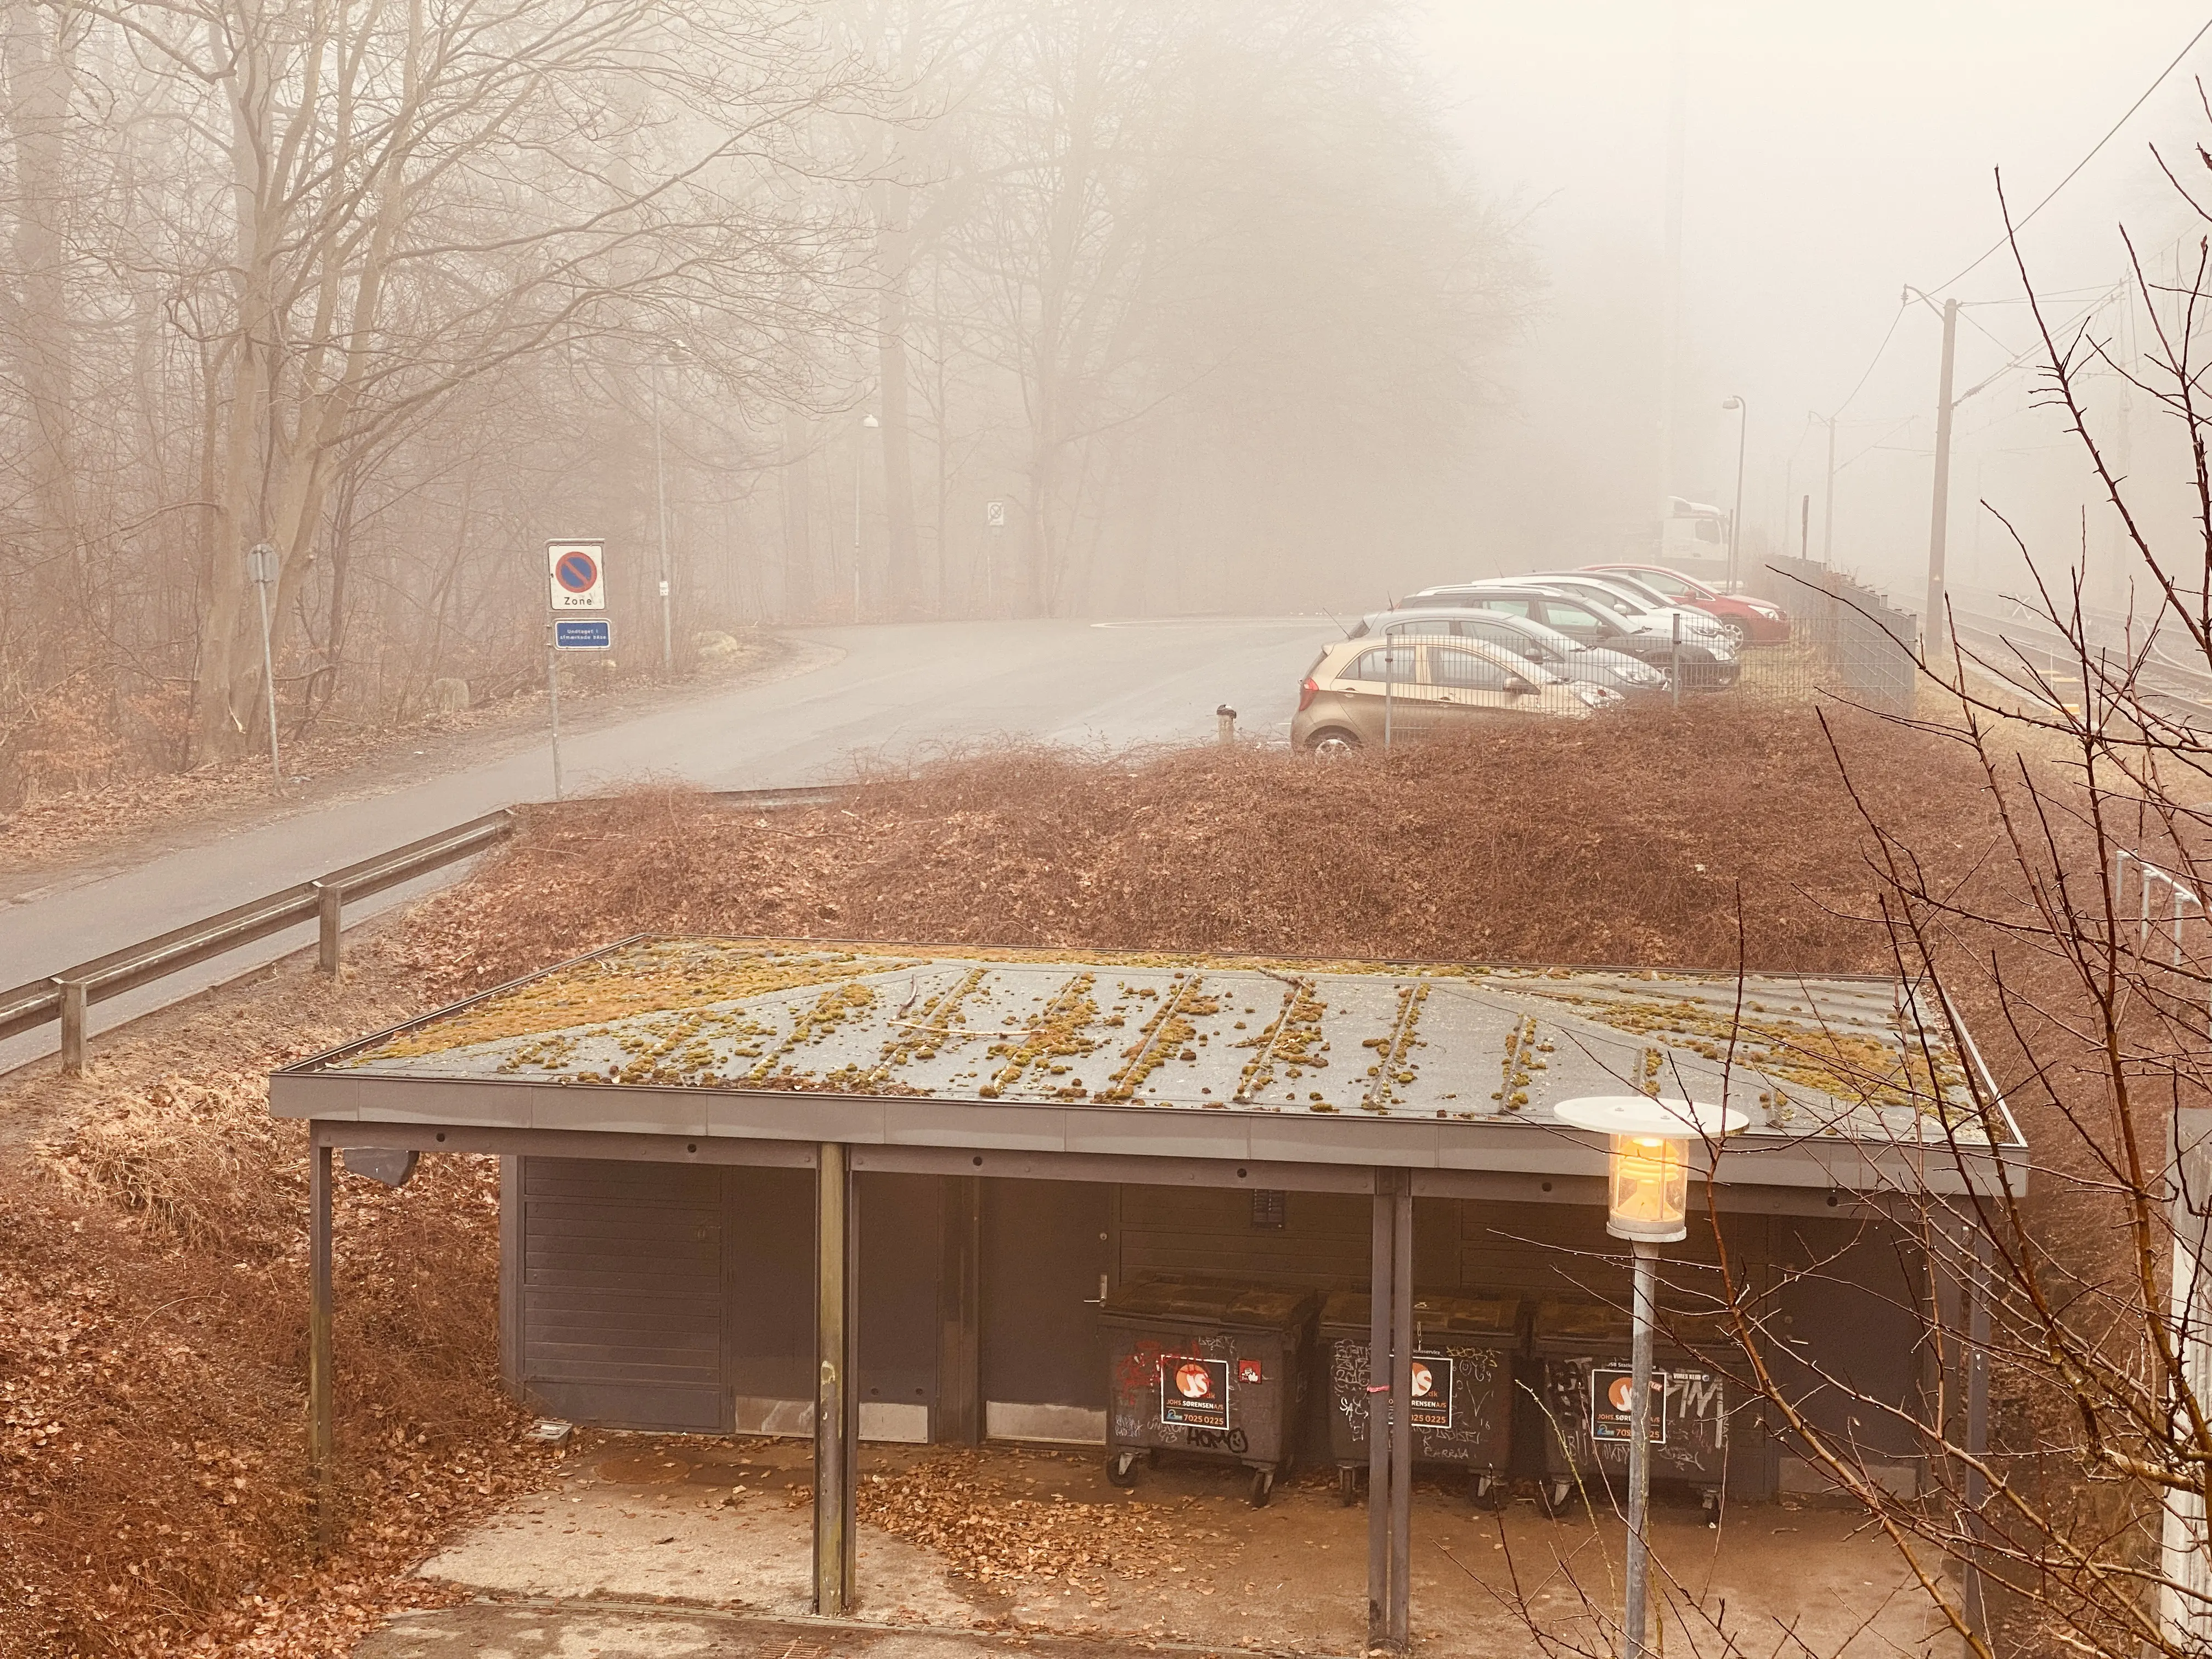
546,620,563,801
1821,414,1837,568
309,1137,335,1553
1726,399,1748,592
652,363,673,675
1624,1240,1660,1659
1671,614,1683,710
1962,1226,1991,1654
1799,493,1810,561
1925,297,1960,645
1367,1172,1397,1651
814,1143,857,1615
1389,1175,1415,1650
252,551,283,786
853,432,864,621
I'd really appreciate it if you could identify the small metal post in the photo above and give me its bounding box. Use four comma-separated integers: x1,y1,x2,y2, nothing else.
308,1137,335,1551
315,882,342,977
1671,613,1683,709
1389,1173,1415,1650
1215,704,1237,746
546,620,564,800
1624,1240,1660,1659
814,1143,857,1615
1367,1173,1397,1649
57,978,87,1076
936,1175,983,1446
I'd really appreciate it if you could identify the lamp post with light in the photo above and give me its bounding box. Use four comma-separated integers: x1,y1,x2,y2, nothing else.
1554,1095,1747,1659
1720,396,1747,592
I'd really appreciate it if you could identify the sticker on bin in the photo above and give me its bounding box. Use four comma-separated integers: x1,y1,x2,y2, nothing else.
1237,1358,1263,1384
1409,1356,1453,1429
1590,1367,1669,1444
1159,1357,1231,1429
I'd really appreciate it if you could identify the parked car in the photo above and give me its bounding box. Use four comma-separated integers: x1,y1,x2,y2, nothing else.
1582,562,1791,646
1500,572,1737,648
1293,634,1620,755
1400,584,1740,690
1346,607,1671,699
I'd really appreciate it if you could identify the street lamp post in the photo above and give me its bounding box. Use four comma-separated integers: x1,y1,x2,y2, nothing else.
1554,1094,1747,1659
1721,396,1748,591
650,357,678,675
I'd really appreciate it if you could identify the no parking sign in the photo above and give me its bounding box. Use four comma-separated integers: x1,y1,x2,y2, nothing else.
548,539,605,611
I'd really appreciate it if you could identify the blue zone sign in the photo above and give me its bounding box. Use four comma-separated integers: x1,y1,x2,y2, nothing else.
555,619,611,650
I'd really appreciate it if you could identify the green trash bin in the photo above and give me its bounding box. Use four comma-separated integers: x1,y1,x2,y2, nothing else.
1318,1288,1525,1507
1527,1297,1739,1516
1100,1273,1317,1506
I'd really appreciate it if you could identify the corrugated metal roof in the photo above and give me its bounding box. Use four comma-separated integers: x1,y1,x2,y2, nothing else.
307,938,2008,1147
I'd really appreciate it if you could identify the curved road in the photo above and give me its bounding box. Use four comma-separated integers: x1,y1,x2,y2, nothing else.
0,617,1335,1074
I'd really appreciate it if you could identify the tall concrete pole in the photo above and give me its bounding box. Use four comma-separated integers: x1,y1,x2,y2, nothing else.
652,361,674,675
1656,5,1686,533
1925,298,1960,646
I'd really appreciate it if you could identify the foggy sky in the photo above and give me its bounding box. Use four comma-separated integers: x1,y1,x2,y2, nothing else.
1420,0,2212,608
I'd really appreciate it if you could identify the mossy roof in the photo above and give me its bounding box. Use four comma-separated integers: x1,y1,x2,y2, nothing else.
304,938,2011,1146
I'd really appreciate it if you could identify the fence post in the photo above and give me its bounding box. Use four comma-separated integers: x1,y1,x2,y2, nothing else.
56,978,87,1076
315,882,343,977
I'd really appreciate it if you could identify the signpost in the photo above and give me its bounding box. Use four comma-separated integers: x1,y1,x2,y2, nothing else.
545,540,610,799
247,541,283,787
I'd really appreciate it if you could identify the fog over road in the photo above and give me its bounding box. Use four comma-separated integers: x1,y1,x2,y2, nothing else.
0,617,1335,1076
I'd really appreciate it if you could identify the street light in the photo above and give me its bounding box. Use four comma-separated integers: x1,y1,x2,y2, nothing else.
1721,396,1747,592
1555,1094,1747,1659
649,354,686,676
246,541,283,788
854,413,879,620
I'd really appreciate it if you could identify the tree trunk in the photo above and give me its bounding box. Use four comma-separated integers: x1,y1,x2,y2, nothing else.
781,408,816,618
874,176,920,615
5,7,76,594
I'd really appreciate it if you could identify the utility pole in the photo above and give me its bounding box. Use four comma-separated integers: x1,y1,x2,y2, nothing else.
651,359,674,675
1655,3,1686,534
1819,413,1837,567
1799,494,1810,560
1925,297,1959,645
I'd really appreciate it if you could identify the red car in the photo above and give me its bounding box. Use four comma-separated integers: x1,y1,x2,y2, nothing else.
1581,563,1791,646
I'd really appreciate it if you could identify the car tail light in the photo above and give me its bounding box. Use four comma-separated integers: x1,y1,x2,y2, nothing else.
1298,676,1319,712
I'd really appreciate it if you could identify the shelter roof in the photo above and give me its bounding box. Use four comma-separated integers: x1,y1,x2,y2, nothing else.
278,938,2016,1159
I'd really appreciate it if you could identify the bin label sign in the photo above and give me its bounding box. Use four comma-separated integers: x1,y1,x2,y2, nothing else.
1237,1358,1263,1384
1159,1357,1229,1429
1410,1355,1453,1429
1591,1367,1668,1444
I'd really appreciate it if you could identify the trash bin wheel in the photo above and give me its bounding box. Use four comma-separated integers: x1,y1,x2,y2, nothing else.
1106,1451,1141,1488
1538,1477,1577,1520
1336,1466,1360,1507
1700,1486,1722,1522
1248,1466,1276,1508
1469,1471,1505,1511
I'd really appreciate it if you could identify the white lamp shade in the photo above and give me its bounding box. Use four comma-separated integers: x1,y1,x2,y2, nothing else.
1553,1095,1747,1139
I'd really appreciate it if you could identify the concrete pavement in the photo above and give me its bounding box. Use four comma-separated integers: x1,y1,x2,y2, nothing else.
0,617,1336,1073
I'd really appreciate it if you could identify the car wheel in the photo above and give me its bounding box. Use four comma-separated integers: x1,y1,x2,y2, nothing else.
1307,729,1360,759
1720,619,1750,649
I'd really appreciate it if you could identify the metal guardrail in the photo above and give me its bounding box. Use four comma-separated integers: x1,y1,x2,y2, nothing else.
0,783,857,1074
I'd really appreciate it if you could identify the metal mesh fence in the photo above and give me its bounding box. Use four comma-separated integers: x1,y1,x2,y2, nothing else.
1734,558,1918,715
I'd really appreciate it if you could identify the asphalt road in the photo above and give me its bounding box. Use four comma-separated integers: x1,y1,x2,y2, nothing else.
0,617,1336,1074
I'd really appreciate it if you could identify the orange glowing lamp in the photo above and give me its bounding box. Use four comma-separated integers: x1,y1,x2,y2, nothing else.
1553,1096,1748,1243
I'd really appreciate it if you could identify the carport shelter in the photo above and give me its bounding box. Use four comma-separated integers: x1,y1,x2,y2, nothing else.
268,939,2022,1650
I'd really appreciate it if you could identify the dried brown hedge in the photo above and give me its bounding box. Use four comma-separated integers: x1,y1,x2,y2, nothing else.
400,702,1987,994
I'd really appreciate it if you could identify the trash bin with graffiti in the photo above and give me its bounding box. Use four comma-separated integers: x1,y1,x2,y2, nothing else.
1099,1273,1318,1506
1526,1297,1739,1517
1318,1288,1525,1507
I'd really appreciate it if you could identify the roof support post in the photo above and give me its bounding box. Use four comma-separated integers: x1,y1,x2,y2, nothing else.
1390,1172,1415,1651
1368,1167,1413,1653
814,1142,858,1615
936,1175,983,1446
308,1137,335,1553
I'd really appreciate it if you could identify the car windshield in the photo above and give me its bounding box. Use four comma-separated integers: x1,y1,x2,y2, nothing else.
1549,583,1640,618
1592,573,1677,609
